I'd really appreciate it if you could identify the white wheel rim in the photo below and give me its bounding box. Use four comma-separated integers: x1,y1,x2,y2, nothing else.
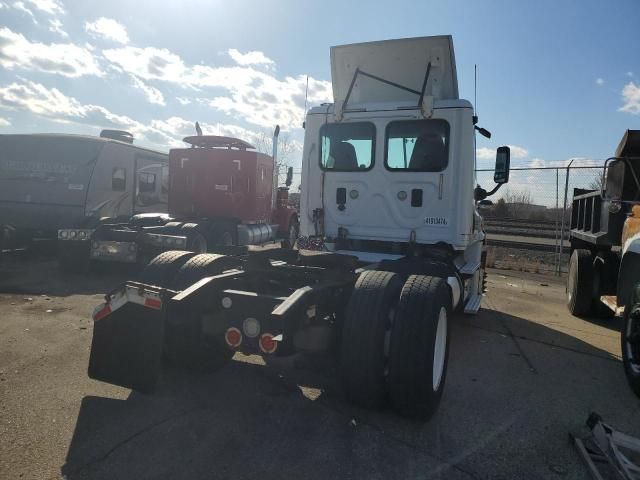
433,306,447,391
567,256,576,302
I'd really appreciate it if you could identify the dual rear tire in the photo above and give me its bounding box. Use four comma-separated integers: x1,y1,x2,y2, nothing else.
341,271,451,421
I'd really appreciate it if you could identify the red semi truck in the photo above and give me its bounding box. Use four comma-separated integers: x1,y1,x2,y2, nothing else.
58,127,298,270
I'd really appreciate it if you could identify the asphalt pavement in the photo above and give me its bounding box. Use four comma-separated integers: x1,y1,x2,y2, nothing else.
0,257,638,479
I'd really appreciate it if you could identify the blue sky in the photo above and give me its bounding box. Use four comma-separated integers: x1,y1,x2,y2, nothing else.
0,0,638,176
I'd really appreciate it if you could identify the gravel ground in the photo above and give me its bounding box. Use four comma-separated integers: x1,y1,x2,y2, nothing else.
0,256,638,479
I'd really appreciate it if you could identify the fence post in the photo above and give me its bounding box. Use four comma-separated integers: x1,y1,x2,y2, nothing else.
559,160,574,274
555,168,559,275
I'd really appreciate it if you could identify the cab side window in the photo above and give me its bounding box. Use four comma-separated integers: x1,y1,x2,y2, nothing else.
112,168,126,191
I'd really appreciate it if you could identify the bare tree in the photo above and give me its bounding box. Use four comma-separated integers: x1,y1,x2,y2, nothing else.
501,188,535,218
589,172,605,192
255,131,295,167
255,131,297,186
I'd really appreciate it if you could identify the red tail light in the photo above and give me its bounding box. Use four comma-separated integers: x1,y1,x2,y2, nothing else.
225,328,242,348
259,333,278,354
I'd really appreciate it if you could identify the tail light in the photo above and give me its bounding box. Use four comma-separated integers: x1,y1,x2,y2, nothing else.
259,333,278,354
225,327,242,348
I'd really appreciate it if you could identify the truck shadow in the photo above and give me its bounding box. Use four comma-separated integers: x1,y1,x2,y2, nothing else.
61,309,634,480
0,257,136,297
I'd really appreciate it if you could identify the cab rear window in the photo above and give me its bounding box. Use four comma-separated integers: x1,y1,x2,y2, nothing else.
385,120,449,172
319,122,375,171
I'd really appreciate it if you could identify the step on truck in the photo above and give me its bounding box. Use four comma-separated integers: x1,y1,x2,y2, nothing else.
58,128,299,271
566,129,640,397
87,36,511,420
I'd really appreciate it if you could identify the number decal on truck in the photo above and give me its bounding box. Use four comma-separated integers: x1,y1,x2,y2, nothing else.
425,217,448,225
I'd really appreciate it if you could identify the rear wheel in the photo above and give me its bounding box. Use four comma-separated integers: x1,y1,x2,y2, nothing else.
567,249,594,316
340,270,403,408
211,223,236,246
622,285,640,398
140,250,195,288
388,275,451,420
170,253,239,290
181,223,208,253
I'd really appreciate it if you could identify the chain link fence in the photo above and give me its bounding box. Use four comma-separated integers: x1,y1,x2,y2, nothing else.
476,163,607,275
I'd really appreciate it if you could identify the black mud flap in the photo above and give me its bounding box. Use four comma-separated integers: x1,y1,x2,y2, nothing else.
88,301,166,394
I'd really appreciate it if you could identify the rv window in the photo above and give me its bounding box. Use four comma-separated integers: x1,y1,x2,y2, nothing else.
385,120,450,172
320,122,375,171
112,168,126,191
138,172,156,193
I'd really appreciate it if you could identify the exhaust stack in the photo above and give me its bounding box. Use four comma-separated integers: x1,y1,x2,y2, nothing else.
271,125,280,210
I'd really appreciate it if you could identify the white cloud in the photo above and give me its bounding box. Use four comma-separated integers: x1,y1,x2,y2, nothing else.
130,75,165,105
595,77,604,86
476,144,528,160
0,28,102,77
101,45,332,129
228,48,274,67
619,82,640,114
476,147,495,159
48,18,67,38
12,2,37,23
85,17,129,44
176,97,191,105
0,79,268,151
23,0,63,15
0,116,11,126
530,158,546,168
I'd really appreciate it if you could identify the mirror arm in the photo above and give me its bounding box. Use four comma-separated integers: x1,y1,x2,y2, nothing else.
475,183,504,202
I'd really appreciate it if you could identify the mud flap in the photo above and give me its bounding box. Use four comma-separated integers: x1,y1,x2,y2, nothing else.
88,291,167,394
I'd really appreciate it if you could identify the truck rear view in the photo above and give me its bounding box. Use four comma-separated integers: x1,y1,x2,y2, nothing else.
86,36,511,421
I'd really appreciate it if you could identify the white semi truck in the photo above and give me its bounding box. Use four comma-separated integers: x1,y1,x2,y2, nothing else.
86,36,510,420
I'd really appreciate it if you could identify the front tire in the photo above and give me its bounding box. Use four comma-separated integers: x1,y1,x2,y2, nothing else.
567,249,594,316
388,275,451,421
341,270,403,408
622,284,640,398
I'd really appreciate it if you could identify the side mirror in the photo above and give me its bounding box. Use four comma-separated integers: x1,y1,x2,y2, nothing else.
494,146,510,184
478,199,493,207
285,166,293,187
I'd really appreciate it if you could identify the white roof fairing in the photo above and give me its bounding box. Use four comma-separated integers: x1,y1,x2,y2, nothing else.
330,36,459,108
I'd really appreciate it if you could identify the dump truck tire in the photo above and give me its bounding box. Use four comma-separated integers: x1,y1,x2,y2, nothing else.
140,250,195,288
388,275,451,420
622,286,640,398
170,253,239,290
567,249,594,316
341,270,402,408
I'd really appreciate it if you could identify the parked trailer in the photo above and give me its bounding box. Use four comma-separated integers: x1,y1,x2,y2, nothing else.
0,130,168,253
87,36,511,420
58,128,299,271
566,129,640,397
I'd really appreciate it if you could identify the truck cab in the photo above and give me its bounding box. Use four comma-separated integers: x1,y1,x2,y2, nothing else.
300,36,508,310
